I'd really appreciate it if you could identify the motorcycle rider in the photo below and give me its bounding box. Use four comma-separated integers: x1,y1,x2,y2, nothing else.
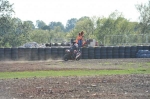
70,41,79,59
76,31,84,51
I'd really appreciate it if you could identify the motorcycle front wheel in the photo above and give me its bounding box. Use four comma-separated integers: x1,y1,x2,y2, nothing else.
76,53,81,61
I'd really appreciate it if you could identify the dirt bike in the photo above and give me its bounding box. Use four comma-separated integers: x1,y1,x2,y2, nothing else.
63,49,81,61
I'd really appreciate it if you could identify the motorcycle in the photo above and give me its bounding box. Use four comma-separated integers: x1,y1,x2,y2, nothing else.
63,49,81,61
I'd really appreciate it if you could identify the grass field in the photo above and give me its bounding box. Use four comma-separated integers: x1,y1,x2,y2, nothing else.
0,59,150,79
0,61,150,79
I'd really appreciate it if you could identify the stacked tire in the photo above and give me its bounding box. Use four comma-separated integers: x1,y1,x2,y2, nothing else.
88,47,94,59
100,47,107,59
125,46,130,58
0,48,4,61
18,48,25,60
11,48,18,60
119,46,125,58
4,48,11,60
130,46,137,58
38,48,45,60
107,46,113,58
31,48,38,60
113,46,119,58
45,48,51,60
58,47,64,59
143,46,149,50
51,47,58,59
24,48,31,61
137,45,143,51
94,47,101,59
82,47,88,59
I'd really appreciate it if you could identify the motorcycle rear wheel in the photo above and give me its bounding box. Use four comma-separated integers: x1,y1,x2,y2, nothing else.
63,54,69,61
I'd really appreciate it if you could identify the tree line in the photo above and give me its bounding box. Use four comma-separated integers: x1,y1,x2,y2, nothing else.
0,0,150,47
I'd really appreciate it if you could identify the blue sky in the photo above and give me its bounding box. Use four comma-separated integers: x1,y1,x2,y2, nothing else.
9,0,148,25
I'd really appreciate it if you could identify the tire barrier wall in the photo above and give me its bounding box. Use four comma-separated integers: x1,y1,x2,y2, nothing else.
31,48,38,60
82,47,88,59
88,47,94,59
4,48,11,60
24,48,31,61
113,46,119,58
119,46,125,58
51,47,58,59
107,46,113,59
58,47,64,58
94,47,101,59
100,47,107,59
45,48,51,60
125,46,130,58
11,48,18,60
0,48,4,61
130,46,137,58
0,46,150,61
38,48,45,60
18,48,24,60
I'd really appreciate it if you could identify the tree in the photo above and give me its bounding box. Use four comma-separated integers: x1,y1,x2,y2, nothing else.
0,0,14,36
49,22,65,32
136,0,150,34
29,29,50,43
0,17,35,47
26,21,35,29
0,0,14,47
41,25,50,30
75,16,94,39
94,11,138,45
36,20,46,29
0,0,14,17
65,18,77,32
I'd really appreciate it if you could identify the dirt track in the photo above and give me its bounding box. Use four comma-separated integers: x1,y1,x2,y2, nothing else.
0,58,150,72
0,59,150,99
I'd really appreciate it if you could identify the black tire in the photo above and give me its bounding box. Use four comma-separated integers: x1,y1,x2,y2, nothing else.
63,54,69,61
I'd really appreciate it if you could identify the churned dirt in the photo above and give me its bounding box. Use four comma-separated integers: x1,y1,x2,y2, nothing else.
0,59,150,99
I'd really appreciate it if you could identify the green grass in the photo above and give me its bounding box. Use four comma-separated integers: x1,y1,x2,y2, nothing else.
0,69,150,79
146,62,150,65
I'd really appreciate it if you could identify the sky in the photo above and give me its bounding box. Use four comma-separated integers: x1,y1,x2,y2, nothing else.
9,0,148,26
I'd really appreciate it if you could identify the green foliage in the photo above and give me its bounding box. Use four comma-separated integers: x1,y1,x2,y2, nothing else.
0,0,14,17
0,0,149,47
65,18,77,32
0,17,34,47
36,20,46,29
135,0,150,34
49,22,65,32
29,29,50,43
67,16,94,40
94,11,140,44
